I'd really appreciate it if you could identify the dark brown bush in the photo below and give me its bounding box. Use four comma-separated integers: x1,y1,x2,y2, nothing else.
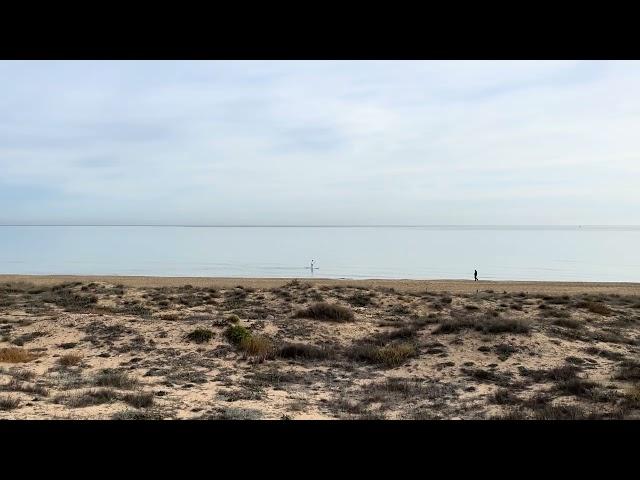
294,302,354,322
277,343,332,360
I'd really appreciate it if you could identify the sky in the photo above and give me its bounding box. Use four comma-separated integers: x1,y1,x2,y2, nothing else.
1,60,639,225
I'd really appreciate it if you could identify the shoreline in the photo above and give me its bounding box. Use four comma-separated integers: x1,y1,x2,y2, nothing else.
1,274,639,295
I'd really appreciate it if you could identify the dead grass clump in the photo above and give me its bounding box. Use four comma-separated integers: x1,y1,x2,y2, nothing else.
5,368,35,381
490,388,520,405
461,367,512,385
433,314,530,335
58,353,83,367
553,378,599,398
494,343,519,361
432,315,476,334
112,409,164,420
370,326,419,345
579,301,612,316
480,317,531,334
0,347,39,363
239,335,274,360
58,388,119,408
623,385,640,409
122,391,154,408
552,317,581,329
185,329,214,344
614,360,640,381
347,292,375,307
294,302,354,322
347,342,416,368
120,303,153,317
583,346,625,361
11,331,47,346
0,378,48,396
93,369,139,389
277,343,332,360
44,288,99,312
519,364,579,383
533,404,589,420
377,343,416,367
543,308,571,319
0,395,20,410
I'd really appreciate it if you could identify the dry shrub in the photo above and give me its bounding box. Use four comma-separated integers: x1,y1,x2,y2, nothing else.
552,318,581,329
93,369,139,389
347,342,416,368
0,347,39,363
0,395,20,410
58,388,119,408
58,353,83,367
240,335,274,360
579,302,611,315
433,314,530,334
277,343,332,360
0,378,48,396
122,391,154,408
185,328,214,344
294,302,354,322
615,360,640,381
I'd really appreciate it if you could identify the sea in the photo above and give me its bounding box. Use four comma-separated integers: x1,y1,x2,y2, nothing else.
0,225,639,282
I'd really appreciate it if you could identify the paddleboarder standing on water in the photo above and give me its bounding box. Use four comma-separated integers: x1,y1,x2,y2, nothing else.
474,269,478,281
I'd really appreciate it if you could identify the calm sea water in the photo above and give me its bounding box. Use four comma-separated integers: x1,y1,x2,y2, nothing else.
0,226,639,282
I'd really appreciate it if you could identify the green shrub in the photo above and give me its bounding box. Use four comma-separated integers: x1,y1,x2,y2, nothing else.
185,328,214,344
224,324,251,345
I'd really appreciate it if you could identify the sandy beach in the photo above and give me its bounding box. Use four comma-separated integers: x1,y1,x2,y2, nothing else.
1,275,639,419
2,274,640,295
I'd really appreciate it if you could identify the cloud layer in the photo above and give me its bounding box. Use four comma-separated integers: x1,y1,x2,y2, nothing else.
1,60,638,224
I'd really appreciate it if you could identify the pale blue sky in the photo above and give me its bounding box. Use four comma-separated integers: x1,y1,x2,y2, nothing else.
1,60,638,225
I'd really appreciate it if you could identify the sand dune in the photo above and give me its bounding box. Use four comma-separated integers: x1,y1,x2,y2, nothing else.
1,277,639,419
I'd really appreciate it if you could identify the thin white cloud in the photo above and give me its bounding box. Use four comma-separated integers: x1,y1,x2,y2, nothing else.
0,60,639,224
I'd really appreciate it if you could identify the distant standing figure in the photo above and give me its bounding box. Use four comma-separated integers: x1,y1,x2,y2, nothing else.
310,260,315,274
474,269,478,281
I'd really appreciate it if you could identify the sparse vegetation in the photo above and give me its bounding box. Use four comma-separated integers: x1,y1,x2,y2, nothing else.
122,391,154,408
579,301,612,316
0,347,39,363
347,342,416,367
58,353,83,367
2,280,638,419
433,314,530,334
277,343,332,360
294,302,354,322
0,395,20,410
93,369,139,389
185,328,214,344
56,388,119,408
224,324,251,345
239,335,274,360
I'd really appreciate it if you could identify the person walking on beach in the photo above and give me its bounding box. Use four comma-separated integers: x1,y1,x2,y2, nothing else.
474,269,478,281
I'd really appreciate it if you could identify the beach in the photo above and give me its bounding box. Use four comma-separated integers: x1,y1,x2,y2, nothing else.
2,274,640,295
1,275,639,419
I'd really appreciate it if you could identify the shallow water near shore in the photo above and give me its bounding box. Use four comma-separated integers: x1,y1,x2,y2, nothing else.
0,225,639,282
